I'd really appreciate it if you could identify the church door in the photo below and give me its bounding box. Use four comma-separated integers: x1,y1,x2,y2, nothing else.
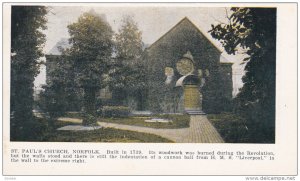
184,85,200,110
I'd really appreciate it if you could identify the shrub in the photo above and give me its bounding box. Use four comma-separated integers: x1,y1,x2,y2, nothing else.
208,113,251,143
82,114,97,126
37,87,68,118
100,106,130,118
64,112,83,118
11,117,49,141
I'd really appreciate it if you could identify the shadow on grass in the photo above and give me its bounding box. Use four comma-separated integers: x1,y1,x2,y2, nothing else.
19,118,173,143
100,114,190,129
63,112,190,129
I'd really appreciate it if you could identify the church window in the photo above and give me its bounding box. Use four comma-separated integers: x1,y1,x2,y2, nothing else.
165,67,174,84
205,69,210,77
198,69,203,78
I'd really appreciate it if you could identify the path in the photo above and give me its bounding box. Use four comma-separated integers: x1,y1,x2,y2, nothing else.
59,115,223,143
97,115,223,143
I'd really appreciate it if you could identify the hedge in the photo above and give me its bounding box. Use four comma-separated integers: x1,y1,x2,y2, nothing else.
100,106,131,118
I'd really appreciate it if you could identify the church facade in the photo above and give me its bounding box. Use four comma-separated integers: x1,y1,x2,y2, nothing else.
142,17,233,114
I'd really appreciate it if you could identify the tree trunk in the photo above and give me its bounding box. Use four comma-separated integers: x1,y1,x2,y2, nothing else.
137,90,144,110
82,86,97,125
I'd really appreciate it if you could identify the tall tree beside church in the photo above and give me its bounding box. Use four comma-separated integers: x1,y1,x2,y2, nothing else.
67,11,113,125
109,15,146,108
209,8,276,142
10,6,48,140
115,16,143,60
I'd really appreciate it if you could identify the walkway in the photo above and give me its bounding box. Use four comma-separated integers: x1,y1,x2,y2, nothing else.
97,115,224,143
58,115,224,143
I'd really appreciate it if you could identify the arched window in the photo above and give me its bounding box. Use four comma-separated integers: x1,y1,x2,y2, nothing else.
205,69,210,77
198,69,203,79
165,67,174,84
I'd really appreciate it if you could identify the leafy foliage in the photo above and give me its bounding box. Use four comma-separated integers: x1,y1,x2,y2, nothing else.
208,113,251,143
115,16,144,61
209,8,276,142
100,106,131,118
66,11,114,124
38,54,82,129
67,11,113,88
108,16,146,109
10,6,48,140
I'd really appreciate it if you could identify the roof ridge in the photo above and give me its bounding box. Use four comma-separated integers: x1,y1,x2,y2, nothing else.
146,17,222,53
183,17,223,53
146,17,190,50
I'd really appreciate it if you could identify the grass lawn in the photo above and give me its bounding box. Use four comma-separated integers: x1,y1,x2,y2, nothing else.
99,114,190,129
207,112,250,143
64,112,190,129
34,118,173,143
45,128,172,142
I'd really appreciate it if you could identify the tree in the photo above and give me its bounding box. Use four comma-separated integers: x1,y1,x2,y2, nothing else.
115,16,143,61
10,6,48,140
109,15,146,109
38,54,80,129
67,11,113,125
209,8,276,142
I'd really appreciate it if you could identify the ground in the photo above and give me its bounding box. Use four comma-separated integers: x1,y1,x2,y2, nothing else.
62,113,190,129
30,112,228,143
34,118,172,143
57,115,224,143
100,114,190,129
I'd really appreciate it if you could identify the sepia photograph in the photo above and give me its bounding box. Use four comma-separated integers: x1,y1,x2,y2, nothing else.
3,2,298,177
9,5,277,143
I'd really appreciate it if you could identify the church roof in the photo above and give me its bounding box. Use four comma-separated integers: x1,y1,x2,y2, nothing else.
48,38,71,55
146,17,222,53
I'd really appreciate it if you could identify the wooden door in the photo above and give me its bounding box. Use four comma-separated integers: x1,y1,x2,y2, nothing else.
184,85,200,109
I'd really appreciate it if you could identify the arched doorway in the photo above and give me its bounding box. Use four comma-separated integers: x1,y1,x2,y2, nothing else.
176,74,205,114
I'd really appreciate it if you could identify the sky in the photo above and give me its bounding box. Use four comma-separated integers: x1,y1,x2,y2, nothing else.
34,5,245,95
43,6,230,53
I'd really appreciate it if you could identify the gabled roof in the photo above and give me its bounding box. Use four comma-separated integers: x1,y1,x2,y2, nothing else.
48,38,71,55
147,17,222,53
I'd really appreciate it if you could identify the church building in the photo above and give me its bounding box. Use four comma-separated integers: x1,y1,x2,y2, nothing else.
142,17,233,114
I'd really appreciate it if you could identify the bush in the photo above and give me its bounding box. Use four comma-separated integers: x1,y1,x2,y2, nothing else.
100,106,130,118
11,117,50,141
38,87,67,118
82,114,97,126
64,112,83,118
208,113,251,143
